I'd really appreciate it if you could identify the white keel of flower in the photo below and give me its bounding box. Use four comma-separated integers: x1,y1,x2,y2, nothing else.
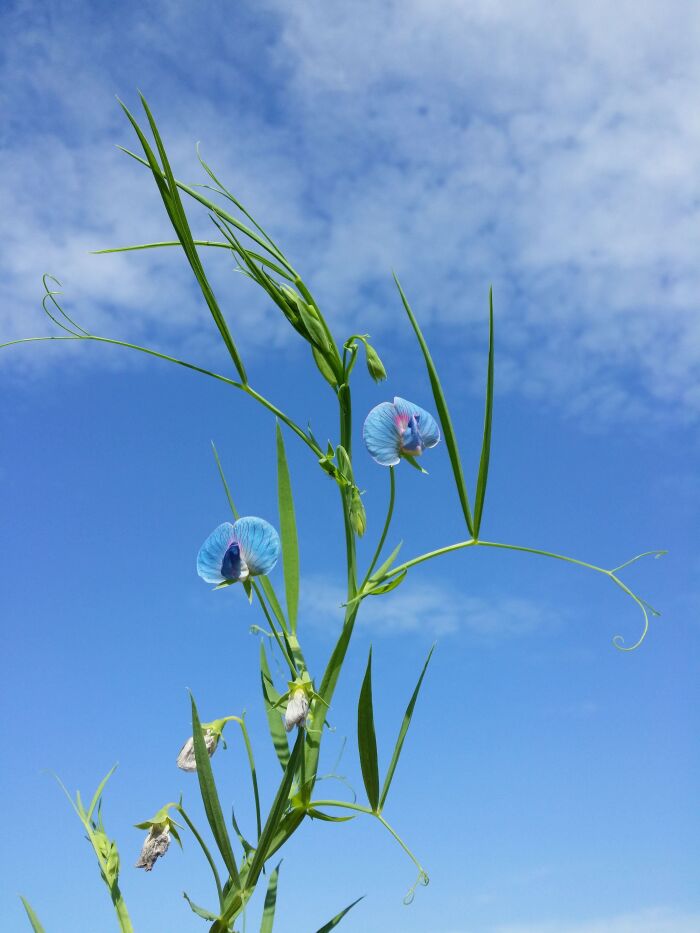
177,729,218,771
284,689,309,732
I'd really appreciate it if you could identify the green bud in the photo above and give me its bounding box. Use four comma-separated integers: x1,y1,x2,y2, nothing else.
335,445,354,485
364,341,387,382
349,486,367,537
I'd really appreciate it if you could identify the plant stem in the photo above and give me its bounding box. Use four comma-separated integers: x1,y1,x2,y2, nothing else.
178,805,224,908
112,889,134,933
1,336,322,461
235,717,263,843
361,466,396,588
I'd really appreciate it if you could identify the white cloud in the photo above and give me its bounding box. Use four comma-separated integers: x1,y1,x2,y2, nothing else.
3,0,700,422
301,576,558,638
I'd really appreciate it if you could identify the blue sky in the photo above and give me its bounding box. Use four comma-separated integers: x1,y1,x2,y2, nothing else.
1,1,698,931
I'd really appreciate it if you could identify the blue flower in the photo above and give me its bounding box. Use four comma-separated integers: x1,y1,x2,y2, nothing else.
362,396,440,466
197,517,280,585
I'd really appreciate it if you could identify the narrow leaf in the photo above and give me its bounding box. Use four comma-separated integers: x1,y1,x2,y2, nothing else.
357,648,380,811
369,570,406,596
245,732,304,889
260,643,290,770
264,807,305,861
379,644,435,809
20,898,45,933
473,288,494,536
368,541,403,585
121,97,247,382
211,441,240,519
190,694,241,889
183,893,219,922
259,861,282,933
314,896,365,933
394,274,474,536
307,808,355,823
276,424,300,632
231,806,254,855
86,765,117,822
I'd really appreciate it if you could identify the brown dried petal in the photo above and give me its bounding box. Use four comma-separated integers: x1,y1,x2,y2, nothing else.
135,826,170,871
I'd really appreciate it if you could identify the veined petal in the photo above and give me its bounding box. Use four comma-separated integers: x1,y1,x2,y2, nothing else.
197,522,235,584
394,396,440,450
363,401,402,466
233,516,280,576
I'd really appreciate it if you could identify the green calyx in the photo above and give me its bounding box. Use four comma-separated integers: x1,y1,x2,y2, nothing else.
134,802,183,846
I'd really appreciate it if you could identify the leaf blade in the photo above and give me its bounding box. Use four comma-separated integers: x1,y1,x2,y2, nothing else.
20,898,46,933
379,644,435,809
244,732,304,890
393,274,474,536
357,648,380,811
276,423,300,633
260,642,290,770
314,896,365,933
259,861,282,933
190,694,241,890
473,288,494,536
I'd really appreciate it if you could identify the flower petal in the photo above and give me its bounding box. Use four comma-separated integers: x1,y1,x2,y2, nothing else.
363,401,402,466
197,522,235,584
233,516,280,576
394,396,440,450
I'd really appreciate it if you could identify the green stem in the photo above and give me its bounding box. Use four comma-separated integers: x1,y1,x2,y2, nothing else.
112,889,134,933
235,717,262,843
380,537,661,650
252,582,298,678
361,466,396,588
177,805,224,908
118,147,296,274
1,336,322,461
308,800,426,878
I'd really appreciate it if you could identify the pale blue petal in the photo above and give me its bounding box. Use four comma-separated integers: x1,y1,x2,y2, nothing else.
394,396,440,450
412,403,440,449
233,516,280,576
363,401,401,466
197,522,235,584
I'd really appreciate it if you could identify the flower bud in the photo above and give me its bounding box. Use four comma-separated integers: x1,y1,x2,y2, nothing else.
349,487,366,537
284,687,310,732
177,729,218,772
364,342,387,382
135,825,170,871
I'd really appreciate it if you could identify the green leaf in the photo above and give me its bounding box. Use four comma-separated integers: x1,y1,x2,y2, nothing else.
393,274,474,536
231,806,254,855
367,541,403,588
297,299,331,352
259,861,282,933
20,898,45,933
263,807,305,861
379,644,435,809
260,642,290,770
314,896,365,933
369,570,407,595
357,648,380,811
312,345,339,387
120,96,247,383
183,893,219,922
276,423,300,632
307,808,355,823
473,288,494,537
190,694,241,890
211,441,240,519
245,732,304,890
86,764,117,822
